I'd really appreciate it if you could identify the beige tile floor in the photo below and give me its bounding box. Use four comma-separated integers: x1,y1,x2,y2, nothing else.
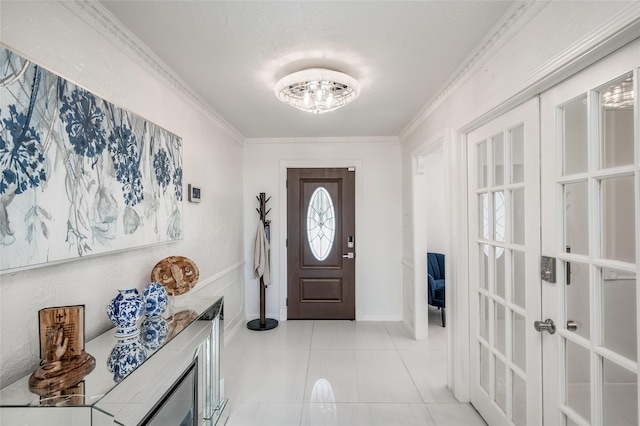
221,307,486,426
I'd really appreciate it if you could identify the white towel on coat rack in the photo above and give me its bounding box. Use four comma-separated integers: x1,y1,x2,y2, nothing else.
254,219,271,286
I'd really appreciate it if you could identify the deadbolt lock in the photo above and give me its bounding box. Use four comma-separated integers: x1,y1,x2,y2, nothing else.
541,256,556,283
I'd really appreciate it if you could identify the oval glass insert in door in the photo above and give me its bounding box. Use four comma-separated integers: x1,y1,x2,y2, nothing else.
307,187,336,261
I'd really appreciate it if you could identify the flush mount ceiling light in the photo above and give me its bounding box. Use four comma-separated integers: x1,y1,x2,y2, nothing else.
274,68,360,114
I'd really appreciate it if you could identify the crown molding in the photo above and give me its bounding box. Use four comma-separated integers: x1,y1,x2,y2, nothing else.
399,0,549,141
457,1,640,134
244,136,399,145
59,0,245,147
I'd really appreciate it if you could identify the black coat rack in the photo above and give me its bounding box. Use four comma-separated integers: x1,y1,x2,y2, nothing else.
247,192,279,331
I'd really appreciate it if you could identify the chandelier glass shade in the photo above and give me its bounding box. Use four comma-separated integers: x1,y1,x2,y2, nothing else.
274,68,360,114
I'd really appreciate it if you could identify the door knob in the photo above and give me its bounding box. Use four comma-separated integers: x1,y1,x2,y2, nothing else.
567,320,578,331
342,252,354,259
534,319,556,334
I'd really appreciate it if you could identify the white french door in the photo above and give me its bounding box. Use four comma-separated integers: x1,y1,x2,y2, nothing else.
467,38,640,426
540,39,640,425
468,98,542,425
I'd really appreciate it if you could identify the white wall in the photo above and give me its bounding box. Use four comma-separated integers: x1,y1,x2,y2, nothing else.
425,148,446,255
0,2,245,386
243,140,402,321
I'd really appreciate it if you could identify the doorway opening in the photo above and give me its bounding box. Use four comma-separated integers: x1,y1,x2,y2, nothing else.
412,136,450,341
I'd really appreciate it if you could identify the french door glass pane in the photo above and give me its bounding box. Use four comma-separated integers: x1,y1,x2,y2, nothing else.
480,193,489,239
478,141,488,188
494,191,505,243
480,343,491,394
480,245,489,290
564,182,589,256
562,95,588,175
479,294,489,342
512,188,525,245
603,358,637,425
511,125,525,184
566,261,590,340
602,268,637,362
512,250,526,308
600,73,634,169
495,357,507,413
565,415,580,426
566,339,591,423
495,303,506,354
601,176,636,263
496,250,506,299
513,373,527,426
513,311,526,372
494,133,505,186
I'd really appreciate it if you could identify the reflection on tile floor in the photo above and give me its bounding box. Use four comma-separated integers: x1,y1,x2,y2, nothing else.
222,307,486,426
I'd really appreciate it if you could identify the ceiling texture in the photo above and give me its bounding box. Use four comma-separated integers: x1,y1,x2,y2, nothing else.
98,1,517,141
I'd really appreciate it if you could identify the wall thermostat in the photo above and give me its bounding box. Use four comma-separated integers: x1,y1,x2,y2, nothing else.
188,184,201,203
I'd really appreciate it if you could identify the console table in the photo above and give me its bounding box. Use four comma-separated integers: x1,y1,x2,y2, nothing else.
0,295,227,425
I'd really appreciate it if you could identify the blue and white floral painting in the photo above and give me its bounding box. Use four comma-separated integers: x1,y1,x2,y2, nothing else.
0,47,183,272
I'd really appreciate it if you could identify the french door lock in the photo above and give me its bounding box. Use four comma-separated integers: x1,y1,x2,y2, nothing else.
534,318,556,334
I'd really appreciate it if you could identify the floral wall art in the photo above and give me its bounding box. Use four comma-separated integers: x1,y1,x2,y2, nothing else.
0,47,183,272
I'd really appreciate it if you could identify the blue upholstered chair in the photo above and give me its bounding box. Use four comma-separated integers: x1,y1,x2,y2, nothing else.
427,252,446,327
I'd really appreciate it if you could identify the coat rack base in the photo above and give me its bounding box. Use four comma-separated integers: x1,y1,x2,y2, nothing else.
247,318,279,331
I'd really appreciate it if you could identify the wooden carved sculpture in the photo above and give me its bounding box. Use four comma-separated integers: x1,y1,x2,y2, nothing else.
29,326,95,398
29,306,95,399
151,256,199,296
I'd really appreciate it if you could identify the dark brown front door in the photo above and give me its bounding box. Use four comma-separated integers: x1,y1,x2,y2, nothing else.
287,168,355,319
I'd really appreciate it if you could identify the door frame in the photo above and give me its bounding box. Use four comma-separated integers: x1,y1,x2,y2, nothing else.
411,129,463,399
279,160,363,321
412,134,446,341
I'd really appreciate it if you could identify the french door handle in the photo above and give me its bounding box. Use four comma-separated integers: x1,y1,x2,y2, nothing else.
342,252,355,259
534,319,556,334
566,245,571,285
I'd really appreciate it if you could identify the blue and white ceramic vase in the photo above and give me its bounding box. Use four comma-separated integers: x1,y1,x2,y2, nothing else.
106,335,147,382
140,316,169,351
107,288,144,337
143,282,168,317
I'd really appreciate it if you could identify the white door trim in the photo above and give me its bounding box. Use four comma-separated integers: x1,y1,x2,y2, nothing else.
411,129,471,401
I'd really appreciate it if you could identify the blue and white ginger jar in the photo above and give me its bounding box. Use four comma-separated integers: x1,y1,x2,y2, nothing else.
106,335,147,382
107,288,144,337
143,282,168,317
140,316,169,351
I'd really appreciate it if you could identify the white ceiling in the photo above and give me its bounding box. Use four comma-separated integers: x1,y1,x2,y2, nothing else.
99,1,515,140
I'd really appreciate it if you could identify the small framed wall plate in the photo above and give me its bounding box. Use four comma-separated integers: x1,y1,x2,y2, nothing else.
188,184,201,203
